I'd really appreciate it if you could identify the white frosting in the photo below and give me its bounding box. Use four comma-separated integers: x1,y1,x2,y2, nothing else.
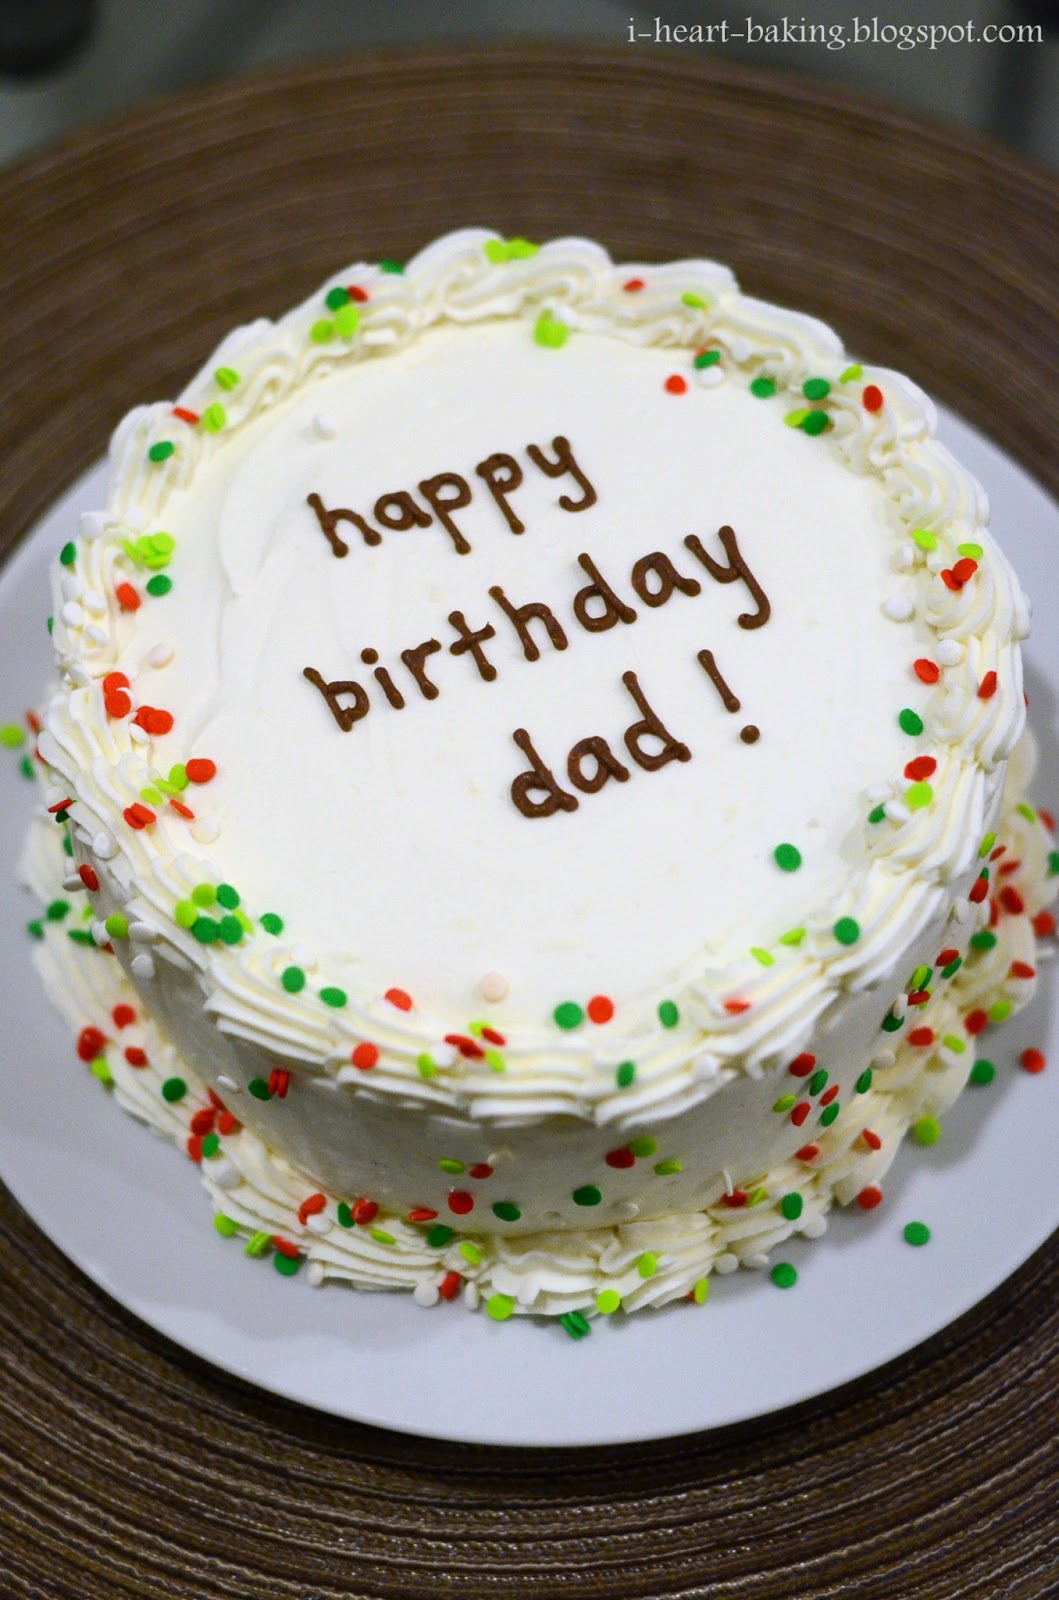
31,230,1036,1258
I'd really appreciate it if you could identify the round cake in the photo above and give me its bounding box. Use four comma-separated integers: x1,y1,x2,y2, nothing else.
20,230,1056,1320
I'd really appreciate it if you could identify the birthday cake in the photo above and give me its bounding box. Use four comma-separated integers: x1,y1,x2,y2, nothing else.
19,230,1056,1323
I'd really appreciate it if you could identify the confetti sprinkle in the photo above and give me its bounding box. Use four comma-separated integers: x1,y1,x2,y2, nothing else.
771,1262,797,1288
664,374,688,395
773,843,802,872
833,917,860,945
572,1185,602,1207
553,1000,584,1030
903,1221,931,1247
750,376,776,398
1021,1048,1046,1075
899,708,924,736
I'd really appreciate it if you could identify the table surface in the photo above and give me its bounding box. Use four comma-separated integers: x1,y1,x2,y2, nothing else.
1,44,1057,1600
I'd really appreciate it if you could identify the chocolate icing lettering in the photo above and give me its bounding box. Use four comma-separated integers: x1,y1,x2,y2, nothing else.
526,436,598,512
621,671,692,771
630,551,702,608
418,473,473,554
567,736,631,794
572,553,637,633
302,667,370,731
306,493,381,555
400,639,443,700
489,586,569,662
683,525,770,629
475,454,525,533
448,611,498,682
374,491,433,531
511,729,580,818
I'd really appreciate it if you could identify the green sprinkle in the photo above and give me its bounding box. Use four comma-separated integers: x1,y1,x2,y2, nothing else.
779,927,806,946
970,930,997,951
59,541,77,567
749,1185,769,1208
273,1252,301,1277
202,403,226,433
658,999,679,1028
692,1276,710,1305
200,1132,220,1158
62,836,72,856
439,1157,465,1175
417,1054,437,1079
774,843,802,872
882,1012,904,1032
161,1076,187,1103
1016,801,1036,822
942,1034,966,1053
988,997,1012,1022
218,915,243,946
260,912,284,935
533,311,569,348
561,1311,591,1340
750,375,776,398
168,763,189,790
654,1158,683,1176
772,1093,796,1113
596,1288,621,1314
912,1115,941,1145
235,909,254,935
492,1201,521,1222
808,1068,829,1096
781,1193,804,1221
840,363,863,382
336,1202,354,1228
20,756,34,778
483,1048,505,1073
784,407,810,428
245,1231,271,1257
507,237,538,259
693,348,721,368
802,409,830,435
750,946,775,967
616,1061,636,1088
54,810,69,825
146,574,172,597
310,317,334,343
281,966,305,993
324,286,350,310
247,1078,271,1101
553,1000,583,1030
681,290,708,309
147,441,175,463
868,804,887,825
370,1228,395,1246
833,917,860,945
906,781,934,810
132,530,176,568
191,916,220,944
856,1068,873,1094
191,883,216,907
0,723,26,749
103,913,128,939
970,1058,996,1086
978,831,997,857
637,1251,658,1279
89,1055,113,1086
912,528,938,551
772,1262,798,1289
899,708,925,736
67,928,95,945
903,1221,931,1247
426,1224,454,1248
214,364,240,390
802,376,831,400
320,986,347,1008
174,900,197,929
941,957,963,979
215,883,240,909
334,303,360,339
26,920,44,940
628,1136,658,1158
214,1213,239,1237
957,542,983,559
820,1102,840,1127
1048,850,1059,876
139,787,163,806
459,1241,483,1265
46,899,70,921
483,239,508,263
47,617,53,634
572,1185,602,1207
379,260,404,274
486,1293,515,1321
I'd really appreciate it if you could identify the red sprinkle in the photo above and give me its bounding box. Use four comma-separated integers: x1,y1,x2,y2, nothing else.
272,1236,299,1259
445,1033,485,1060
448,1190,474,1216
407,1207,438,1223
623,277,645,292
908,1027,934,1048
351,1041,379,1070
965,1008,989,1035
77,1025,106,1062
104,690,132,719
587,995,614,1025
123,803,156,830
468,1163,494,1181
186,1134,203,1163
480,1027,506,1046
999,885,1025,916
47,797,74,814
169,799,195,819
115,582,141,611
724,998,751,1014
172,406,200,424
124,1046,148,1067
298,1193,327,1224
978,671,998,700
952,557,978,584
1040,809,1055,831
819,1084,840,1106
907,990,931,1007
788,1052,816,1077
796,1143,820,1162
862,384,884,412
1009,961,1036,980
439,1271,462,1301
268,1067,291,1099
940,569,962,591
26,710,42,734
208,1088,226,1110
133,706,175,736
102,672,130,693
861,1128,883,1151
352,1199,378,1226
665,374,688,395
998,859,1021,876
111,1003,135,1028
217,1110,240,1136
189,1109,216,1137
1032,910,1056,938
1021,1048,1046,1075
79,864,100,892
721,1188,748,1209
857,1185,884,1211
990,845,1007,860
605,1148,636,1169
185,758,217,784
348,285,370,303
791,1101,811,1127
385,987,413,1011
913,659,940,684
968,876,990,904
936,947,959,966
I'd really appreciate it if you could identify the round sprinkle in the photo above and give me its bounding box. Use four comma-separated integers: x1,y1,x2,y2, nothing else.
572,1185,602,1207
899,708,925,736
596,1288,621,1314
637,1252,658,1279
214,1214,238,1238
385,987,413,1011
553,1000,584,1030
781,1193,803,1221
862,384,884,412
1021,1048,1046,1075
59,541,77,566
215,883,240,910
426,1224,454,1247
587,994,614,1024
664,374,688,395
145,575,172,597
616,1060,636,1089
320,986,347,1008
185,758,217,784
692,1277,709,1304
161,1076,187,1103
750,375,776,398
802,376,831,400
191,916,220,944
0,723,26,748
628,1136,658,1157
801,409,830,435
281,966,306,993
771,1262,797,1289
479,971,508,1002
694,348,721,368
247,1078,271,1100
447,1190,474,1215
833,917,860,945
905,781,933,811
492,1201,521,1222
103,913,128,939
147,441,175,462
486,1294,515,1322
273,1252,301,1277
325,286,350,310
351,1042,378,1070
855,1068,873,1094
820,1102,840,1127
773,843,802,872
260,912,284,935
912,1115,941,1145
969,1058,996,1086
218,916,243,946
903,1221,931,1247
857,1185,883,1210
658,999,679,1028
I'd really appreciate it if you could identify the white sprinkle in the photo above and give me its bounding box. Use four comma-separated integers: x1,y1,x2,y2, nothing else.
190,817,220,845
743,1253,771,1271
216,1074,240,1094
516,1277,540,1307
61,873,85,893
479,970,509,1003
802,1216,828,1239
614,1200,640,1221
696,364,725,388
937,639,964,666
891,993,908,1021
84,627,108,647
79,511,107,540
61,574,84,602
413,1280,440,1308
882,593,914,622
951,896,973,924
462,1280,480,1311
866,781,891,803
304,1213,331,1236
147,643,174,668
431,1042,458,1069
714,1252,739,1275
127,921,158,943
67,663,91,687
722,1167,734,1197
884,800,911,824
60,601,85,628
129,723,150,746
91,920,109,945
871,1049,896,1069
307,1262,326,1288
83,589,106,614
727,335,751,362
212,1159,241,1191
312,412,338,440
130,951,155,980
891,545,915,572
92,831,117,859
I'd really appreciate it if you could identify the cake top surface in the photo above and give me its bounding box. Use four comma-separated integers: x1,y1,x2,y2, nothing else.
42,231,1028,1113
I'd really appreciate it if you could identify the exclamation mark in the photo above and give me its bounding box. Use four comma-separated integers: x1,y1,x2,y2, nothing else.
697,649,760,743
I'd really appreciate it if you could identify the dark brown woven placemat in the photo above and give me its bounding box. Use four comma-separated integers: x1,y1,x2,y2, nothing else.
1,46,1057,1600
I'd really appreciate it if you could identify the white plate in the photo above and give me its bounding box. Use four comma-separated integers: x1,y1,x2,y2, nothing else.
0,410,1057,1448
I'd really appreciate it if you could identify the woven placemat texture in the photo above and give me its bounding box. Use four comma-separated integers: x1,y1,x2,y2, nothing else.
1,46,1057,1600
